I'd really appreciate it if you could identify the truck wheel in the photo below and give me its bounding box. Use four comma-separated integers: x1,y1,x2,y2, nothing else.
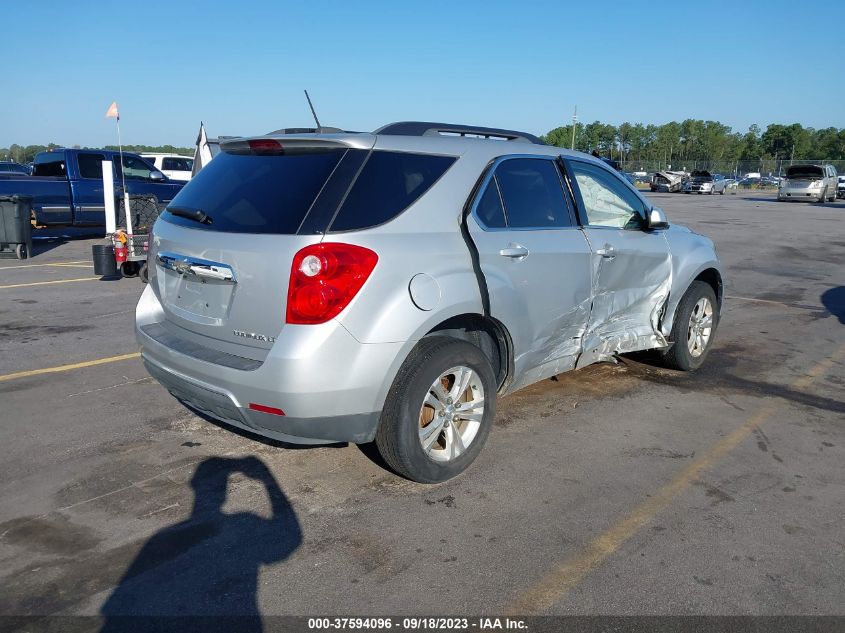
120,261,139,278
15,243,27,260
139,263,149,284
660,281,719,372
376,336,496,483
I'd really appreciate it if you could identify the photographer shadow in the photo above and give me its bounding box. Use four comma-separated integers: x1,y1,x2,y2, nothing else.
100,456,302,632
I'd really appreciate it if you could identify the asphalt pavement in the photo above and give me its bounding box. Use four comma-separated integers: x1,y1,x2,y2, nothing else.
0,191,843,622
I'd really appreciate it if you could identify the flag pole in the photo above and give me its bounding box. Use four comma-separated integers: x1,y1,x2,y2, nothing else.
114,109,131,235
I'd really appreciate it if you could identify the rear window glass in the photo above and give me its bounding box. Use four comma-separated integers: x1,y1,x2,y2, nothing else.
78,153,106,179
495,158,571,228
33,155,66,177
328,151,455,232
162,150,345,234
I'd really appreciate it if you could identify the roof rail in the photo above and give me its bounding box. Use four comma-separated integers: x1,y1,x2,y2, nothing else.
374,121,544,145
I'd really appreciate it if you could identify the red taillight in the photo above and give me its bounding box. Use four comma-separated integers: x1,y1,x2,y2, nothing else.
248,139,284,155
286,243,378,325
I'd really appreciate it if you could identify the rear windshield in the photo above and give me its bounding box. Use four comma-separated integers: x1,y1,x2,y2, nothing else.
161,148,456,234
161,151,345,234
786,165,824,179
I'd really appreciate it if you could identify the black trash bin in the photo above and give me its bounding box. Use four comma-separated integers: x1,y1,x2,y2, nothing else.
0,194,34,259
92,243,119,278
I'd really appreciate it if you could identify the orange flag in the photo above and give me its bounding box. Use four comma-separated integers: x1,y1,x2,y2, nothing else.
105,102,119,120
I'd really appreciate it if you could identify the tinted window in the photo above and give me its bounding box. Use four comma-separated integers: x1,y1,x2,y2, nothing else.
32,155,66,177
329,151,455,232
163,157,191,171
474,177,506,228
570,161,645,229
78,153,106,179
162,150,345,234
494,158,571,228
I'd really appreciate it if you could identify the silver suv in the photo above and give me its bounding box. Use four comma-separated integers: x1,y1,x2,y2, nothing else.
136,122,723,483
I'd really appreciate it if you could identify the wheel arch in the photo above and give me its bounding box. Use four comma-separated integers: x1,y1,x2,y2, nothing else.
661,264,724,339
425,313,514,393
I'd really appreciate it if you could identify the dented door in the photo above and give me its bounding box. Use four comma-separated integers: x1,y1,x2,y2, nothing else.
564,158,672,367
466,157,593,388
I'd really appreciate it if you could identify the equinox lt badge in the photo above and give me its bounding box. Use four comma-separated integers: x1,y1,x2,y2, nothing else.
233,330,276,343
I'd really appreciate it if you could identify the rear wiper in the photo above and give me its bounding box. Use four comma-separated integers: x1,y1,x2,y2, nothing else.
168,206,212,225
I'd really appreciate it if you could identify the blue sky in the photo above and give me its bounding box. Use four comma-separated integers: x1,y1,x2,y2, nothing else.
1,0,842,148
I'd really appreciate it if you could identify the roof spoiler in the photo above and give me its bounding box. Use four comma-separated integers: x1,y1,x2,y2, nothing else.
374,121,545,145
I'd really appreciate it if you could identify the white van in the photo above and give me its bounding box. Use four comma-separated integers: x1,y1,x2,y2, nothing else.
141,154,194,182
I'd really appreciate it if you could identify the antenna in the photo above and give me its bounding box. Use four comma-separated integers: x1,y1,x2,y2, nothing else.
304,90,322,131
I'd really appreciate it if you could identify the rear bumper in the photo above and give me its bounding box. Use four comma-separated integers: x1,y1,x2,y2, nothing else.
143,357,379,444
136,285,402,445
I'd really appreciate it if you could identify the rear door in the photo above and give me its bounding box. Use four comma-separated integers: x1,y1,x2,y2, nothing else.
148,144,371,360
72,152,109,224
466,156,593,386
563,157,672,366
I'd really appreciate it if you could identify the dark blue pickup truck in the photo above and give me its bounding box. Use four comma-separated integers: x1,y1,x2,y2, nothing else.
0,149,185,226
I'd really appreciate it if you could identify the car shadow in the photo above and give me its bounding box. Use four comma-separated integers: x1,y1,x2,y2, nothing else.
99,456,302,633
31,226,104,257
821,287,845,324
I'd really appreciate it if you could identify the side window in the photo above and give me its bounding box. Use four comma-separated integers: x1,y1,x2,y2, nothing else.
569,161,645,229
474,176,507,228
78,153,106,179
328,151,455,232
163,157,189,171
115,155,154,180
33,157,66,177
494,158,571,229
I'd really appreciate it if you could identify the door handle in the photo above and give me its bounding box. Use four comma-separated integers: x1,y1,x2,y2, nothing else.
499,244,529,259
596,246,616,260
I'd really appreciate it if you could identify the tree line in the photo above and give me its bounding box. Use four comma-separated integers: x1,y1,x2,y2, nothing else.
0,143,194,164
541,121,845,167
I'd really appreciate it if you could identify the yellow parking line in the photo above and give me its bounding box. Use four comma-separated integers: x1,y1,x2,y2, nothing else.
0,352,141,383
506,342,845,614
0,261,91,270
0,277,101,290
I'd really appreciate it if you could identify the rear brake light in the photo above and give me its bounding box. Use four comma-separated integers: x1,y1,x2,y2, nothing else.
248,139,284,155
286,243,378,325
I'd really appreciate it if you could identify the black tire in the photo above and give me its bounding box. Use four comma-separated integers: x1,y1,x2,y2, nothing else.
660,281,719,371
139,262,149,284
375,336,496,483
15,243,27,260
120,261,140,278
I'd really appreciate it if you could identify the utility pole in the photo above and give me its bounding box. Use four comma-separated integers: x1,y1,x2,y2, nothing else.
570,106,578,150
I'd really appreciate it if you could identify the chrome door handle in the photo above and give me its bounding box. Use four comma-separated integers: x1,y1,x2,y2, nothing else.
499,245,529,259
596,246,616,260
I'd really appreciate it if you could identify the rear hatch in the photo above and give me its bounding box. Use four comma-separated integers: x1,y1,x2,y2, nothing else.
147,135,375,361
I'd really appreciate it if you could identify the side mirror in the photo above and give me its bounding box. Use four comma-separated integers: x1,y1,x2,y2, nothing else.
647,207,669,230
150,170,165,181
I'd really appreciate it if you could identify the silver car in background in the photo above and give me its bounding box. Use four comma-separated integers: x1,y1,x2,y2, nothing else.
778,164,838,202
684,171,728,195
136,122,723,483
